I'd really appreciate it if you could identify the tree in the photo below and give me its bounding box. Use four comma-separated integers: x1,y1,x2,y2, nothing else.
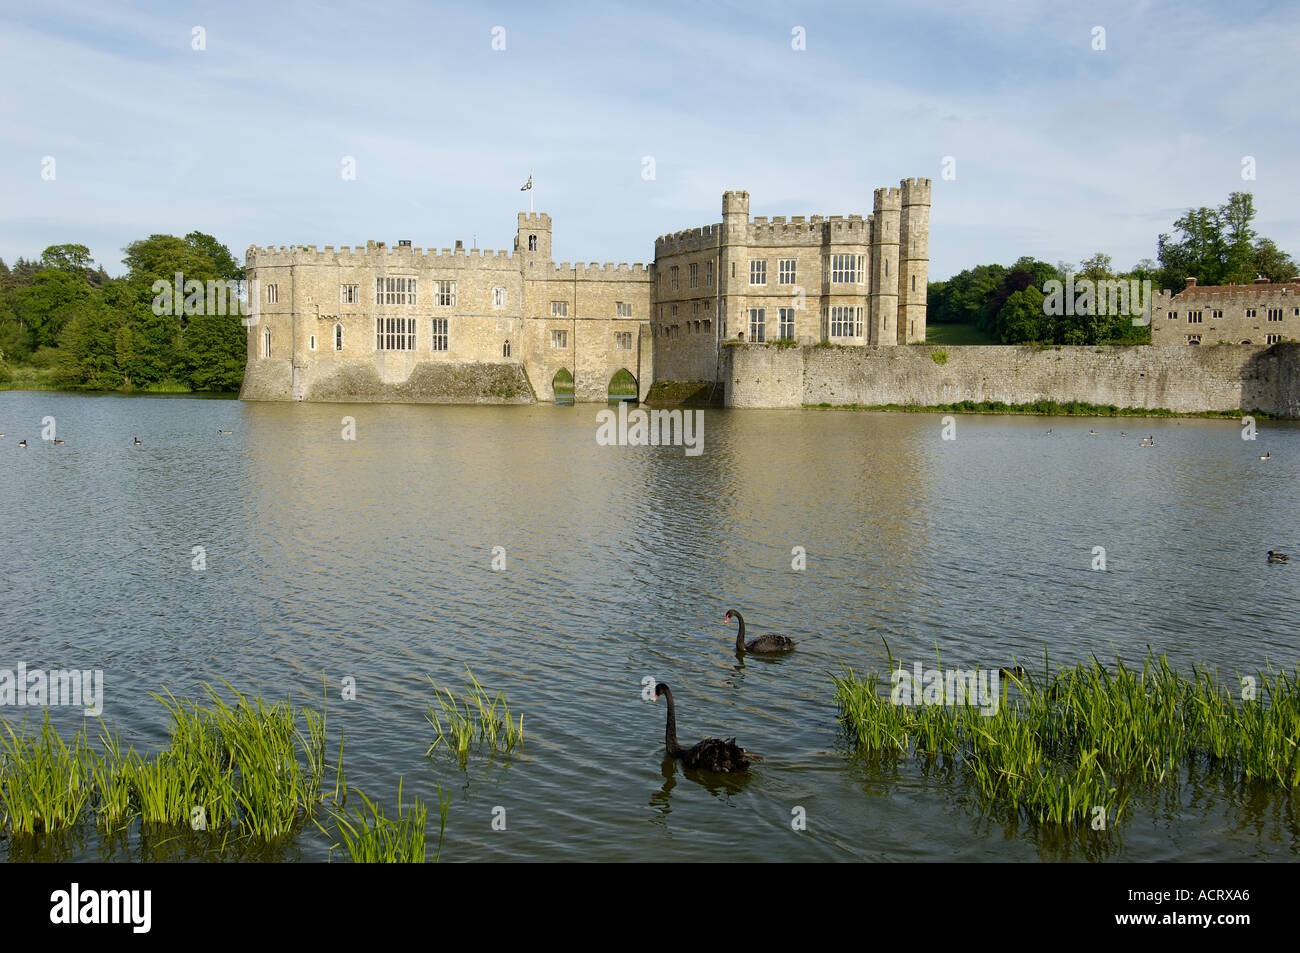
998,286,1049,343
1252,238,1298,284
40,243,93,274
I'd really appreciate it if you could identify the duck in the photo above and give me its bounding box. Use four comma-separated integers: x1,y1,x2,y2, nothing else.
52,438,65,445
1046,428,1053,435
1088,430,1099,435
1120,432,1128,437
133,437,142,446
1267,551,1289,564
725,609,795,654
18,440,27,448
654,683,757,772
217,430,233,435
1260,451,1271,460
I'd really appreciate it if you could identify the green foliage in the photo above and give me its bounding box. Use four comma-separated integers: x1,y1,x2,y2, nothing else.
1157,192,1297,287
426,667,524,767
0,232,246,392
324,779,448,863
834,652,1300,826
930,347,948,365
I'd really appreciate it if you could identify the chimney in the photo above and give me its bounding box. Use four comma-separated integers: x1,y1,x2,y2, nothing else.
455,240,464,251
1185,277,1197,287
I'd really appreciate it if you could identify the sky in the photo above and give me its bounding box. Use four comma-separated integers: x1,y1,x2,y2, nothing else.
1,0,1298,281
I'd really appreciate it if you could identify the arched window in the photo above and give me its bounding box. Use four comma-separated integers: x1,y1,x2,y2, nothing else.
309,334,316,350
263,328,271,358
528,234,537,251
503,340,512,358
335,324,343,351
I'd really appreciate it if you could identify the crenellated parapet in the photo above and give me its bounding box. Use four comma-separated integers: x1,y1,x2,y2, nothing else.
245,243,520,270
654,224,722,254
900,177,932,207
551,261,650,280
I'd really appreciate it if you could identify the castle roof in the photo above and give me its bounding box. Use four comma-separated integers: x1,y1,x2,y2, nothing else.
1173,280,1300,299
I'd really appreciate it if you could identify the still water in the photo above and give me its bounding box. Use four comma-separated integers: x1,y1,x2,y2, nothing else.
1,391,1297,861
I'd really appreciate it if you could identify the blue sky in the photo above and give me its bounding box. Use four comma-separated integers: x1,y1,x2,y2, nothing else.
1,0,1297,281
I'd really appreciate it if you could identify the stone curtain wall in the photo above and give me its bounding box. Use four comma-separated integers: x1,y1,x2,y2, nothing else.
723,343,1300,417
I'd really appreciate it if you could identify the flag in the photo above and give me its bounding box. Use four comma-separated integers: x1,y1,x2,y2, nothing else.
520,174,532,191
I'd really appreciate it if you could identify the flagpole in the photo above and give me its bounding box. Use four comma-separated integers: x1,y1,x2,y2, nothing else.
530,170,534,214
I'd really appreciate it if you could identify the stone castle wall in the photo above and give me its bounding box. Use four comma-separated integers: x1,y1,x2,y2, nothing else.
723,343,1300,417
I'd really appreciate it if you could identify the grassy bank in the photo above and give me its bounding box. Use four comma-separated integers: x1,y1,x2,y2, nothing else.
833,653,1300,826
806,399,1258,419
925,322,997,346
644,379,723,406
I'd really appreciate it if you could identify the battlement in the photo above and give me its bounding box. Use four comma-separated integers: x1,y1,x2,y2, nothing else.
518,212,552,227
745,214,871,243
245,243,518,269
723,190,750,221
654,224,723,253
901,177,932,206
874,187,902,212
551,261,649,279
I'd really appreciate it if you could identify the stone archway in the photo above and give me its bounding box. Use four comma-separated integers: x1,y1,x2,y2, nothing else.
608,368,638,404
552,367,574,405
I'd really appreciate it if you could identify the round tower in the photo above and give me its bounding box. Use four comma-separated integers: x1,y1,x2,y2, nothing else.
898,178,931,344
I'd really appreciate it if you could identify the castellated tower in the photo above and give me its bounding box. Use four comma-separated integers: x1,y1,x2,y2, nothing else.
517,212,553,267
869,187,901,346
722,190,750,233
897,178,931,344
719,191,750,339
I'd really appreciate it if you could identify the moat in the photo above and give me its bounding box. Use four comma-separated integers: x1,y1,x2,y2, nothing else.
2,390,1298,861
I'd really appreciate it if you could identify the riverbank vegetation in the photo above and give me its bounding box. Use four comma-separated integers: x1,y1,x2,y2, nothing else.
0,683,447,862
0,235,246,394
806,399,1255,418
928,192,1297,346
833,653,1300,826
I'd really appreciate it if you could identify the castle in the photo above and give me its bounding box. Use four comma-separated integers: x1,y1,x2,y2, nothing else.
239,179,932,403
1151,277,1300,346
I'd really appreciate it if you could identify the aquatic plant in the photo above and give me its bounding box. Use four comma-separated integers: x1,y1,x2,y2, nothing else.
325,778,448,863
0,682,338,844
426,667,524,765
0,712,92,835
833,651,1300,826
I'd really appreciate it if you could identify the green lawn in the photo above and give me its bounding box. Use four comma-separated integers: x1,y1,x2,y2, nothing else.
926,323,996,345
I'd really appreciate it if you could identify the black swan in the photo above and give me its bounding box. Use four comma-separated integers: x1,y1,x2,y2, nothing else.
725,609,795,654
654,683,756,772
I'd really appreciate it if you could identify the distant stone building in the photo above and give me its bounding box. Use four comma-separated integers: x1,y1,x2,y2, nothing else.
654,180,931,384
1151,277,1300,346
240,180,931,403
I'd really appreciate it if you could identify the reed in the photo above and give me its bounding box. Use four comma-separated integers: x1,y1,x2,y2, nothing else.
426,667,524,765
0,713,92,835
1,682,337,845
325,779,449,863
834,652,1300,825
